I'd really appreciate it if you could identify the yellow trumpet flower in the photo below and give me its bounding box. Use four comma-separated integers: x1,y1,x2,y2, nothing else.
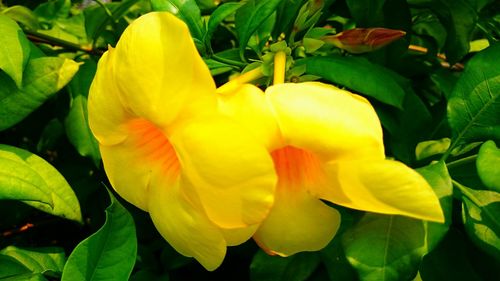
88,12,277,270
217,52,444,256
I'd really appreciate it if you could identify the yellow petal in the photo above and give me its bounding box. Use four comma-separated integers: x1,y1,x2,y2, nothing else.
321,159,445,222
266,82,384,161
111,12,216,128
217,84,282,150
88,51,129,146
100,119,180,211
220,225,259,246
148,175,226,271
170,117,277,228
253,188,341,256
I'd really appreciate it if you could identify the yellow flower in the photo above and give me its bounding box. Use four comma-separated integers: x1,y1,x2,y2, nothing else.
217,76,445,256
88,12,277,270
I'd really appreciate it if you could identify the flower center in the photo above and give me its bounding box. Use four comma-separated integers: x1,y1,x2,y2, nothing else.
270,146,325,191
128,119,180,179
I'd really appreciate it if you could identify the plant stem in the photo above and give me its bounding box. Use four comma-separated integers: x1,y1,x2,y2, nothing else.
408,44,464,70
211,54,246,68
446,154,478,170
216,67,264,95
24,29,105,56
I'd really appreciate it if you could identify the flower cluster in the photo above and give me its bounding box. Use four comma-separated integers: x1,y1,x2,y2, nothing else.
88,12,444,270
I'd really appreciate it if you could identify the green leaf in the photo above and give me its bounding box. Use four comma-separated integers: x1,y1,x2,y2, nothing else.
299,56,406,108
476,140,500,192
0,255,31,278
415,138,451,161
64,60,101,167
0,13,30,88
433,0,478,63
447,43,500,150
61,191,137,281
0,57,80,131
151,0,204,41
235,0,282,57
0,246,66,276
1,5,40,31
84,0,139,45
412,11,447,50
250,250,321,281
206,2,243,43
342,162,451,281
34,0,71,22
0,144,82,222
272,0,306,39
459,184,500,260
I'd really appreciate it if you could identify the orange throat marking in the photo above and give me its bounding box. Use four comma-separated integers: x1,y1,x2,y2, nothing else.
270,146,325,191
128,119,180,179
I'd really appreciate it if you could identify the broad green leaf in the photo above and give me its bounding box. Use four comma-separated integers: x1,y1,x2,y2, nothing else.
0,246,65,275
64,60,100,166
0,14,30,88
61,192,137,281
151,0,204,41
235,0,282,57
34,0,71,22
320,238,358,281
0,144,82,222
0,57,80,131
0,255,30,278
0,273,47,281
476,140,500,192
433,0,478,63
36,118,64,153
299,56,406,108
459,184,500,260
342,162,451,281
206,2,243,43
346,0,385,27
447,43,500,150
1,5,40,31
412,10,447,50
250,250,321,281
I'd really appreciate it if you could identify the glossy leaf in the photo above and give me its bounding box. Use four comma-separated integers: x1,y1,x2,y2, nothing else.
342,162,452,281
447,43,500,149
151,0,204,41
460,185,500,260
0,246,65,275
299,56,406,108
0,144,82,222
476,140,500,192
250,250,321,281
0,57,80,131
0,14,30,88
206,2,243,43
1,5,40,31
64,60,100,166
61,191,137,281
235,0,282,57
415,138,451,161
0,255,31,278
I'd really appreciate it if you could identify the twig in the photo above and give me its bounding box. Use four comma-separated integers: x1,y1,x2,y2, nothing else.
408,44,464,71
24,29,105,56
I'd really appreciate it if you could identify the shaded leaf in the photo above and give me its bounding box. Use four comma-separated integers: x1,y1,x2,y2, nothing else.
0,144,82,222
1,5,40,31
0,255,30,278
64,60,100,166
250,250,321,281
342,162,451,281
206,2,243,44
235,0,282,57
476,140,500,192
0,13,30,88
61,191,137,281
0,57,80,131
447,43,500,150
459,184,500,260
272,0,306,39
0,246,65,275
299,56,406,108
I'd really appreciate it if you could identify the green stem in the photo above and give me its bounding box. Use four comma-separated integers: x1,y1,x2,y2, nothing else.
24,29,104,56
446,154,478,170
211,55,246,68
452,179,481,206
